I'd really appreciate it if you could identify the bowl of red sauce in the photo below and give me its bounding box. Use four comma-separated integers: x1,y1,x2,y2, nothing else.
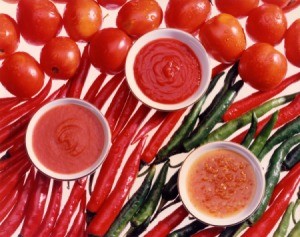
178,141,265,226
125,28,211,111
26,98,111,180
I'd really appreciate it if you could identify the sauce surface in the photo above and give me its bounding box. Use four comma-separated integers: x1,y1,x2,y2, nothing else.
33,104,105,174
134,38,201,104
187,149,256,218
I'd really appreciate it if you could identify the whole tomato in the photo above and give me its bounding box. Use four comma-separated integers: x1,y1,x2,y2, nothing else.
117,0,162,38
246,4,287,45
284,19,300,67
0,52,45,98
17,0,62,45
165,0,211,33
215,0,259,18
40,37,81,79
0,14,20,60
98,0,127,9
199,13,246,63
262,0,290,8
63,0,102,42
89,28,132,74
239,43,287,91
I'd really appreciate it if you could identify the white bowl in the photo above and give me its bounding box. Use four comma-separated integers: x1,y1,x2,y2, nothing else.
178,141,265,226
26,98,111,180
125,28,211,111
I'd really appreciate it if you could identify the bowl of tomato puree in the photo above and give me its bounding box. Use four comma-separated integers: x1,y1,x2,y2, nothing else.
178,141,265,226
125,28,211,111
26,98,111,180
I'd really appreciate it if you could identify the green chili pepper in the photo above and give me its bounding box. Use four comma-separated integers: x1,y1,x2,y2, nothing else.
273,202,295,237
283,143,300,171
241,112,258,148
168,220,206,237
288,220,300,237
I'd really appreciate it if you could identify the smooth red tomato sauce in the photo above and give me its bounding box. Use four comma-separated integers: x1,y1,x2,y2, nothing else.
134,38,201,104
32,104,105,174
187,149,256,218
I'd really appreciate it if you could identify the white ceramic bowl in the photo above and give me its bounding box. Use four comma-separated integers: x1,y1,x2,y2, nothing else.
26,98,111,180
178,141,265,226
125,28,211,111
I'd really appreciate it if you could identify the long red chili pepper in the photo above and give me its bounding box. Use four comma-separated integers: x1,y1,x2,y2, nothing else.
0,153,27,181
223,72,300,122
87,104,151,213
20,172,50,237
144,205,189,237
142,109,186,163
6,141,26,157
191,227,225,237
0,149,26,171
36,180,62,237
88,137,146,236
211,63,233,79
0,98,21,114
232,94,300,143
0,129,26,153
283,0,300,12
84,73,107,102
0,168,35,236
0,96,19,105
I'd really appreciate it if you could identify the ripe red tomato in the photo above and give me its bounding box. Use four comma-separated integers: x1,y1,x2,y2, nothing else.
16,0,62,45
63,0,102,42
262,0,290,8
40,37,81,79
215,0,259,18
89,28,132,74
246,4,287,45
98,0,127,9
239,43,287,91
165,0,211,33
117,0,163,38
284,19,300,67
0,52,45,98
199,13,246,63
0,14,20,60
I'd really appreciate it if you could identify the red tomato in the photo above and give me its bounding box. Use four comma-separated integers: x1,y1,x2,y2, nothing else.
262,0,290,8
165,0,211,33
17,0,62,45
239,43,287,91
89,28,132,74
284,19,300,67
199,13,246,63
246,4,287,45
0,52,45,98
2,0,19,3
215,0,259,18
40,37,81,79
98,0,127,9
63,0,102,42
117,0,162,38
0,14,20,60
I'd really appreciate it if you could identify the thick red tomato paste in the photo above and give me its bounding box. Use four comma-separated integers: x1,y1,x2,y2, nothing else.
134,38,201,104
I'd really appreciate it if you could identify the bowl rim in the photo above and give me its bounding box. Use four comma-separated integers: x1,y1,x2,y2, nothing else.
25,98,111,181
178,141,265,226
125,28,211,111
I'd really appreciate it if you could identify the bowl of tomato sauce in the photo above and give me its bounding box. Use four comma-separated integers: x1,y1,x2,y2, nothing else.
178,141,265,226
26,98,111,180
125,28,211,111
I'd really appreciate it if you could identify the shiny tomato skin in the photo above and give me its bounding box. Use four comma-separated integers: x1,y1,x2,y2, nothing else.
89,28,132,74
117,0,163,38
215,0,259,18
98,0,127,9
0,52,45,98
0,14,20,60
199,13,246,63
63,0,102,42
40,37,81,79
239,43,287,91
246,4,287,45
165,0,211,33
284,19,300,67
17,0,62,45
262,0,290,8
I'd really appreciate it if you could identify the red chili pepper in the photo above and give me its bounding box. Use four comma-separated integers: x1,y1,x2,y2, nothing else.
142,109,186,163
144,205,189,237
0,96,20,105
0,97,21,115
51,178,86,237
84,73,107,102
132,110,169,144
6,141,26,157
105,80,130,131
0,128,25,153
191,227,225,237
232,94,300,143
0,149,26,171
0,153,28,181
36,180,62,237
0,168,35,236
66,44,91,98
20,172,50,237
211,63,233,79
87,105,150,213
283,0,300,12
224,72,300,122
88,137,146,236
241,165,300,237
